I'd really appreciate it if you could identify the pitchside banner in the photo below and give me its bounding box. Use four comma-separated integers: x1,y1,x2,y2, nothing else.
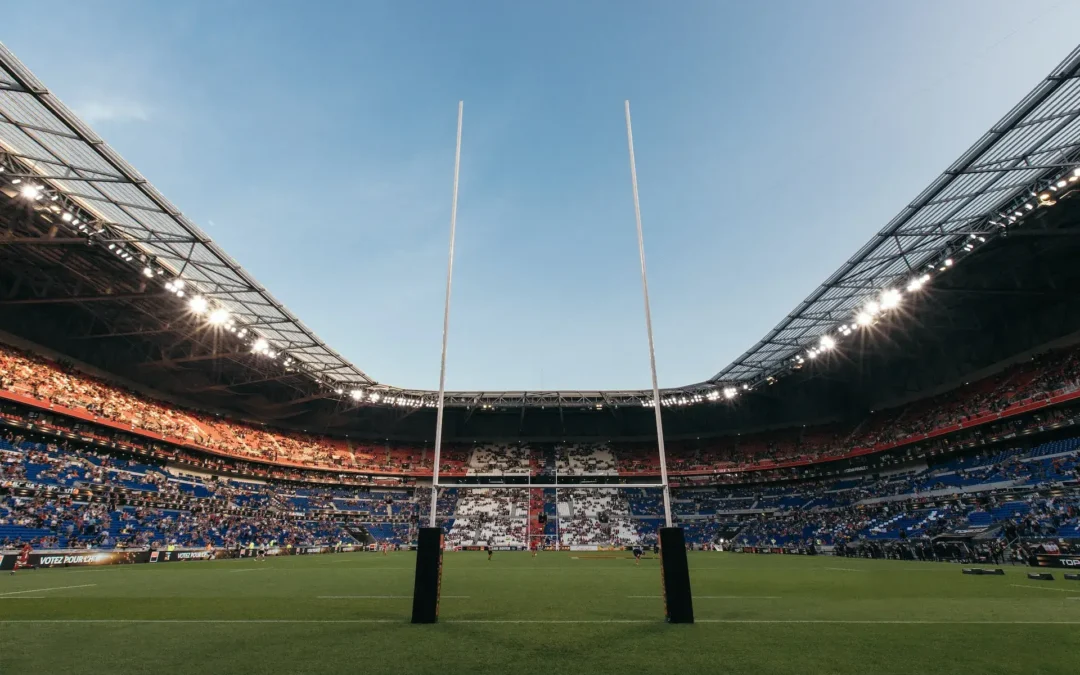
735,546,816,555
0,548,223,570
1032,553,1080,569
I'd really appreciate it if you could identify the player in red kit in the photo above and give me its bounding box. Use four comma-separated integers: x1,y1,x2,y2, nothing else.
10,543,35,575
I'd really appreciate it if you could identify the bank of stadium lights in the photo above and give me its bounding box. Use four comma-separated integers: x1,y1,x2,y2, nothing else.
188,295,209,315
18,183,42,200
164,278,186,298
207,307,230,326
880,288,902,310
906,274,930,293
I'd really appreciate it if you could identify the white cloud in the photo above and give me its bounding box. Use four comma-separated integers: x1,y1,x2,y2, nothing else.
75,100,150,124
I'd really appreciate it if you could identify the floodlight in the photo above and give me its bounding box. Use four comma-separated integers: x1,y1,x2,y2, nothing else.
880,288,902,310
143,267,154,278
253,338,269,352
856,312,873,327
19,184,41,200
370,392,381,402
944,258,953,267
723,387,737,400
208,308,229,325
61,212,73,222
188,296,209,315
865,300,881,316
819,335,836,350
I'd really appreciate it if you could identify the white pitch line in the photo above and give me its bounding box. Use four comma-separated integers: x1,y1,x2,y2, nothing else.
317,595,470,599
1009,584,1080,594
3,618,1080,625
0,584,96,597
228,568,271,573
825,567,865,572
627,595,781,599
324,563,416,568
0,596,44,599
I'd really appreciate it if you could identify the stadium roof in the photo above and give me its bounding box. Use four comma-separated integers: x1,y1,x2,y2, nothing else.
714,44,1080,385
0,42,374,389
2,41,1080,411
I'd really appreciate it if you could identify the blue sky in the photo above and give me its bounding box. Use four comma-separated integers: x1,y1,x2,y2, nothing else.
4,1,1080,391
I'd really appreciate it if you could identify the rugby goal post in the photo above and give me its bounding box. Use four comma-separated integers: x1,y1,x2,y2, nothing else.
411,101,692,624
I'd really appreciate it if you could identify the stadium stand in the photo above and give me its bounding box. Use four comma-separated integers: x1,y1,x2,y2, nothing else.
5,341,1080,481
2,338,1080,556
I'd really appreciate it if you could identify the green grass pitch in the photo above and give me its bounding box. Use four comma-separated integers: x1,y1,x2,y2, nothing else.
1,551,1079,674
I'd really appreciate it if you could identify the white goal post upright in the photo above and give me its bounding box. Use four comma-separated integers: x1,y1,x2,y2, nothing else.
428,101,464,529
624,100,673,529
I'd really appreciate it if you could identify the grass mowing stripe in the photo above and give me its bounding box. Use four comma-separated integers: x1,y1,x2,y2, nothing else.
1009,584,1080,594
0,584,96,597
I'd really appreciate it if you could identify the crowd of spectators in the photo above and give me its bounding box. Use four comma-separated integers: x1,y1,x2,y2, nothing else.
0,435,361,550
5,342,1080,480
444,488,528,548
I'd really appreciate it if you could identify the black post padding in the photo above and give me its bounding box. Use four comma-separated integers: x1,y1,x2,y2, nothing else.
1064,573,1080,581
411,527,444,624
659,527,694,624
1027,572,1055,581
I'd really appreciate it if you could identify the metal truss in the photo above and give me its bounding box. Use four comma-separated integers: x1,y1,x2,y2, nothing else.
713,43,1080,385
0,42,373,388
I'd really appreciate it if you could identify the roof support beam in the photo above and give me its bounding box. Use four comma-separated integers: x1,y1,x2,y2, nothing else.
0,292,162,306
